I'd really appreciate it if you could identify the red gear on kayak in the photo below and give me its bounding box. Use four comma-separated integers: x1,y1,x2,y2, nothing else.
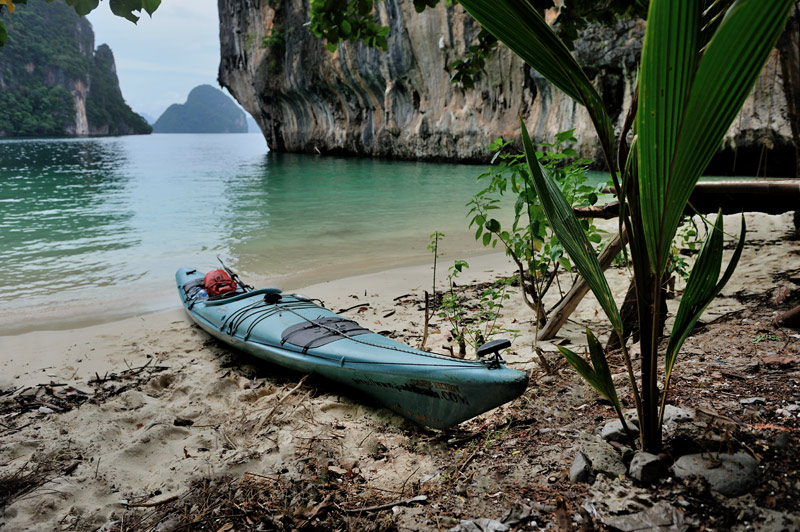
204,269,237,296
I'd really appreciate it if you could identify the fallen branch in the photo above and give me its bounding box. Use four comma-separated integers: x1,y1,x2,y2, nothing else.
124,494,180,508
455,446,481,476
253,375,310,434
342,495,427,514
338,302,369,313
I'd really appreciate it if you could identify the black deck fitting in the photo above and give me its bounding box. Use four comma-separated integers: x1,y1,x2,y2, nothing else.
477,338,511,359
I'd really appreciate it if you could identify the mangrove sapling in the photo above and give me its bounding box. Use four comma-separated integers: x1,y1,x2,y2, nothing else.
468,132,605,329
421,231,444,350
438,261,517,358
439,260,470,357
459,0,792,452
472,277,519,350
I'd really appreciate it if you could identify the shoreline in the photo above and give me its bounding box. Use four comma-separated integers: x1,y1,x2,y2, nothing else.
0,212,797,531
0,251,518,391
0,245,495,337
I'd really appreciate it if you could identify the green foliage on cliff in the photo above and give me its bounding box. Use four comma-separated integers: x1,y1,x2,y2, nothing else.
86,44,150,135
0,0,150,137
307,0,648,87
153,85,247,134
0,84,75,136
308,0,389,52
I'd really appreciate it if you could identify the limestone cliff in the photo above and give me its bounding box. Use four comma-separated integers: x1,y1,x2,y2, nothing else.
218,0,796,175
0,0,150,137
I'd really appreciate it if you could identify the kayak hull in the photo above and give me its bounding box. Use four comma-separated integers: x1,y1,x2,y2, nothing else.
177,268,527,429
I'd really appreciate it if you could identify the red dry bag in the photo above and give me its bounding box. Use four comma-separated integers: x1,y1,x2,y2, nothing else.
204,269,237,297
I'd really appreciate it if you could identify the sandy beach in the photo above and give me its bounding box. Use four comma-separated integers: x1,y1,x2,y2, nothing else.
1,212,798,531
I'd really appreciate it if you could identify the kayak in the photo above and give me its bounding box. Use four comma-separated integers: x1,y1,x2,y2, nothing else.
176,267,528,429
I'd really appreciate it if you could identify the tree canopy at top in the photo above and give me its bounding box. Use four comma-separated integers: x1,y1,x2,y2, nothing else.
0,0,161,46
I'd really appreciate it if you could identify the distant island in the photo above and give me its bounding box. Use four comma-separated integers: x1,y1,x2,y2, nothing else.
153,85,247,134
0,0,150,137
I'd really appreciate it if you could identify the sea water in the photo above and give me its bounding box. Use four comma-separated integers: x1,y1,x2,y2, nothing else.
0,134,525,333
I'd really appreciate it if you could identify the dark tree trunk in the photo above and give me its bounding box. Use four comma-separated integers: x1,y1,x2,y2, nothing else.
778,7,800,177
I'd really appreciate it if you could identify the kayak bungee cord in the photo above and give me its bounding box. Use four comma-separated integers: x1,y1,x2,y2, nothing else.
275,304,499,367
221,298,318,337
193,269,505,368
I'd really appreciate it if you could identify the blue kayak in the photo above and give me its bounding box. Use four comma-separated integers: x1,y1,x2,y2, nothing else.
176,268,527,429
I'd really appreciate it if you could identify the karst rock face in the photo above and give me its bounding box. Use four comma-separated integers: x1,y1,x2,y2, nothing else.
218,0,796,174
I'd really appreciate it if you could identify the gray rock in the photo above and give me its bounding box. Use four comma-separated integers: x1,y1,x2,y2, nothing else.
449,518,509,532
773,432,790,450
601,418,639,444
673,452,758,496
601,501,690,532
580,436,627,478
539,375,557,385
628,452,662,484
662,405,694,424
570,451,593,483
739,397,766,406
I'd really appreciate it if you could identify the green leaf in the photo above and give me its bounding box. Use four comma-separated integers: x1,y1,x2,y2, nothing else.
0,21,6,47
485,218,501,232
482,232,492,246
142,0,160,16
586,328,621,408
558,345,606,397
340,19,351,37
664,215,746,383
557,329,620,410
63,0,100,16
636,0,699,274
521,119,623,336
636,0,792,276
109,0,141,23
453,260,469,273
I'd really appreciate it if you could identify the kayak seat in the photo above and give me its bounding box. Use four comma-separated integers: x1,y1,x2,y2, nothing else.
281,317,372,352
204,287,283,307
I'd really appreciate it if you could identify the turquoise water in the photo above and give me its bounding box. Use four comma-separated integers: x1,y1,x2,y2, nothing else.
0,134,507,333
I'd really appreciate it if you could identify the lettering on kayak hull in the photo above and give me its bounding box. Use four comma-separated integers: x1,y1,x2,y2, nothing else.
352,377,469,405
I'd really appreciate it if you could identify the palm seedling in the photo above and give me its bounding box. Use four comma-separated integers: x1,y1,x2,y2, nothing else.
458,0,793,452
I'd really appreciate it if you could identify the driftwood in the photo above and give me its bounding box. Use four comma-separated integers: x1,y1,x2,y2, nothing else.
540,180,799,341
537,228,628,341
575,180,800,219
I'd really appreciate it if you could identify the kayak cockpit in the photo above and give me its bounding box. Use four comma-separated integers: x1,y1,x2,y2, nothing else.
203,287,282,306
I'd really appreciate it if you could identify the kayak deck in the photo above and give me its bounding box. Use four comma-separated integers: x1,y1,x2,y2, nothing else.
176,267,528,428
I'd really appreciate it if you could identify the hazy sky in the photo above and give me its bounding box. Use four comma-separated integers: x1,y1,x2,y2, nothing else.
87,0,228,121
